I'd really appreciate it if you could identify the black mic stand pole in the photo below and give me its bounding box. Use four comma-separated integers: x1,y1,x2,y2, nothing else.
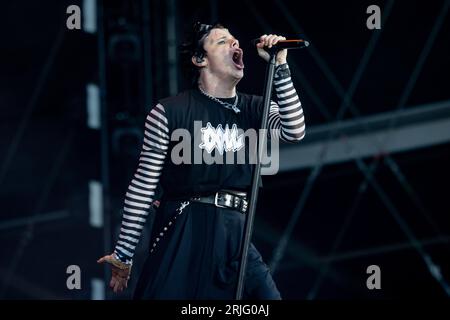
235,51,277,300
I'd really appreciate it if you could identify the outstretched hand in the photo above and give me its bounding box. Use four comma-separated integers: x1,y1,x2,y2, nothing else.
256,34,288,66
97,254,132,293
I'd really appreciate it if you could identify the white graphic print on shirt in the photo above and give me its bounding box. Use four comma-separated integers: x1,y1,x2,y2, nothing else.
199,122,244,155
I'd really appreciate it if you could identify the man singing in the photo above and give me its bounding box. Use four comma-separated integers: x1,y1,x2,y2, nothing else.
98,22,306,299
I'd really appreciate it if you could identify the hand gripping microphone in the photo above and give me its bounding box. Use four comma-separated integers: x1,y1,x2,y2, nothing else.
251,38,310,50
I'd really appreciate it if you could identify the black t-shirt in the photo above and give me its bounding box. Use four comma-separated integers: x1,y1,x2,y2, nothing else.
159,88,264,199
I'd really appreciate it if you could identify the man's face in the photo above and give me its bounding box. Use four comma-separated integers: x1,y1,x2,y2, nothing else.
201,28,244,81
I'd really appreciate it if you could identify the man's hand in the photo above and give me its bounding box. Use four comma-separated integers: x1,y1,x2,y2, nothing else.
97,254,132,293
256,34,288,66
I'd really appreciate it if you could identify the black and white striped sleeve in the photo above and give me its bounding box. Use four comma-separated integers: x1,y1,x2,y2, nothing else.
113,103,169,264
267,63,306,142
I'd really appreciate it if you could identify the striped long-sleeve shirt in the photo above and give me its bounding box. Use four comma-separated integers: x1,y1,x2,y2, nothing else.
113,63,305,264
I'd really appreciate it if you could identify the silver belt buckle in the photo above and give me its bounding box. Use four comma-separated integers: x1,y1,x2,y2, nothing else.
214,192,228,208
241,199,248,213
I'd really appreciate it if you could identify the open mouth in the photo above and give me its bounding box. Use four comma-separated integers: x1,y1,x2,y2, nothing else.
232,49,244,70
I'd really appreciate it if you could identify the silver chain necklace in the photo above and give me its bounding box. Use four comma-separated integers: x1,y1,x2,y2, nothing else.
198,86,241,114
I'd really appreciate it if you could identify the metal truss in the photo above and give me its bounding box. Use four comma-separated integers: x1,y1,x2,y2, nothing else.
278,235,450,270
0,28,65,188
0,130,75,298
245,0,450,298
279,99,450,170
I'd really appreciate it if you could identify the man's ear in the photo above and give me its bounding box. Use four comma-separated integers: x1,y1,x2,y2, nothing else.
192,55,207,67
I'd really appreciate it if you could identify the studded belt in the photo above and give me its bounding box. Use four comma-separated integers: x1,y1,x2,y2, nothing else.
190,190,248,214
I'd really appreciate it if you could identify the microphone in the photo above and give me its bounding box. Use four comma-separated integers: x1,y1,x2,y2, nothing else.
251,38,310,50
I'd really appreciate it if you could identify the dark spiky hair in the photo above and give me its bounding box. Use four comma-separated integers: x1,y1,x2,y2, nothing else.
179,22,226,86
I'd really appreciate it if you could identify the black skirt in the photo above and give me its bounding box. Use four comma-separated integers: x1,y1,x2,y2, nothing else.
133,199,281,300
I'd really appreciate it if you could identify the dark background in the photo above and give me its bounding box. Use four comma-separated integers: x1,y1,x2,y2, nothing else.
1,0,449,299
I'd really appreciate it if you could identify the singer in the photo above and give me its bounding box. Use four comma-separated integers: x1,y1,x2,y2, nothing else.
97,22,306,299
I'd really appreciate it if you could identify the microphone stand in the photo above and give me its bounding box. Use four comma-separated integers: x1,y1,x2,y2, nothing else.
235,51,277,300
